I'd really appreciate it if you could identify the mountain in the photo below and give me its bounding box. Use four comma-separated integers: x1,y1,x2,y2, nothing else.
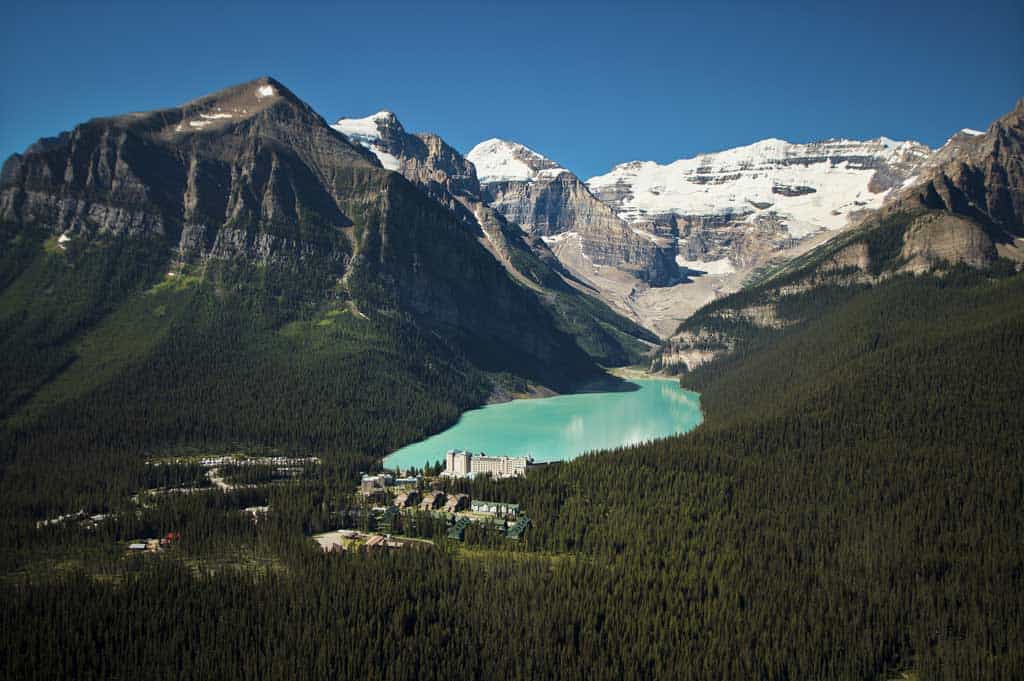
0,77,628,463
466,139,685,333
464,135,935,337
331,112,658,366
888,99,1024,244
654,100,1024,374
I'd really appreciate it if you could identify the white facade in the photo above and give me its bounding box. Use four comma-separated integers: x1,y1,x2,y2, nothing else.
444,450,530,478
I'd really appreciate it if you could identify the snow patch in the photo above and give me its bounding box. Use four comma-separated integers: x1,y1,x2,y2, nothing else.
676,256,736,275
331,111,394,143
540,231,578,245
961,128,984,136
374,149,401,171
256,85,276,99
200,112,234,120
188,120,212,129
467,138,566,183
587,137,930,232
330,113,402,171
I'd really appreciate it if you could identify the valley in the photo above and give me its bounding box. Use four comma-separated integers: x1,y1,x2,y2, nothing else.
0,69,1021,681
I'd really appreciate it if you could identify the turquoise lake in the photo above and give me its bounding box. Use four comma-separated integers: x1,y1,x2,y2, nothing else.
384,378,702,471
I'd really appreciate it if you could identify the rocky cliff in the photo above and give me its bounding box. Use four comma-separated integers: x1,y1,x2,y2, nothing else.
654,101,1024,374
467,139,680,286
889,99,1024,242
0,78,374,266
0,77,611,390
332,112,659,365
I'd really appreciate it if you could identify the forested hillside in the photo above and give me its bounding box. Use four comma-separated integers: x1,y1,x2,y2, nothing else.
0,78,647,514
3,257,1021,680
2,77,1021,681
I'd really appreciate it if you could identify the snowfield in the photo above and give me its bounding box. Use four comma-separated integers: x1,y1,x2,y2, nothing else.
586,137,931,233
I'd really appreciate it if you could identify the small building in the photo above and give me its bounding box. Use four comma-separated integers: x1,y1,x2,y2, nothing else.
360,473,394,495
506,516,531,541
377,506,400,532
444,493,470,513
393,490,421,508
363,488,389,505
447,517,472,541
419,491,446,511
243,506,269,524
470,500,520,519
364,534,387,549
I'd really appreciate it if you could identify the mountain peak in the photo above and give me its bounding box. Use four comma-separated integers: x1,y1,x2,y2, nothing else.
466,138,566,183
331,110,404,144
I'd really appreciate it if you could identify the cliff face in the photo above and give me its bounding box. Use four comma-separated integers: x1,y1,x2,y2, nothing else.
467,139,681,287
332,111,658,365
0,78,607,390
654,100,1024,375
0,78,372,267
890,99,1024,237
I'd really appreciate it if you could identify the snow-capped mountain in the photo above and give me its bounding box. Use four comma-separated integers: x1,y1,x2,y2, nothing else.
327,111,660,364
587,137,931,239
467,138,680,289
331,111,479,197
467,138,567,182
331,111,403,170
463,135,940,337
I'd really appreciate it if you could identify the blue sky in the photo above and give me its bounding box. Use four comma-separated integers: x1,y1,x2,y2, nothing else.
2,0,1021,179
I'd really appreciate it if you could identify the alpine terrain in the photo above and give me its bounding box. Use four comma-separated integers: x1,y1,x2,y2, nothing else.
1,70,1022,681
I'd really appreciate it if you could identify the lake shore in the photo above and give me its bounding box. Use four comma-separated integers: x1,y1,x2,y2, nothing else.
384,378,702,471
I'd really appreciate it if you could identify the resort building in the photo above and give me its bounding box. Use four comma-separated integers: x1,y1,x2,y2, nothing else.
443,450,531,479
360,473,394,495
470,500,520,519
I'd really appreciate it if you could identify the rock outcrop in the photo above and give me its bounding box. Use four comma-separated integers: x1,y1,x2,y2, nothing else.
331,112,659,365
890,99,1024,238
0,77,614,390
467,139,680,287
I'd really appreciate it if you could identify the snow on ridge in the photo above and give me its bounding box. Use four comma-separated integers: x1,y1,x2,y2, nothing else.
586,135,932,233
541,231,579,245
331,111,395,143
330,112,402,171
961,128,985,136
467,138,566,183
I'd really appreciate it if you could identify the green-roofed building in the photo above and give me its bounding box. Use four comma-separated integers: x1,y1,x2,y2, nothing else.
506,516,531,541
447,516,472,541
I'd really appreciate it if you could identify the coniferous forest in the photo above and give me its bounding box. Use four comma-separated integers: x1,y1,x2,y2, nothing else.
2,218,1022,680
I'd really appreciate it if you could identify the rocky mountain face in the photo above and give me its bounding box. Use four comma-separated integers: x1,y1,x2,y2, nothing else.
330,111,659,366
0,78,375,266
587,136,933,282
462,135,937,338
889,99,1024,245
0,77,612,391
467,139,680,285
654,100,1024,375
